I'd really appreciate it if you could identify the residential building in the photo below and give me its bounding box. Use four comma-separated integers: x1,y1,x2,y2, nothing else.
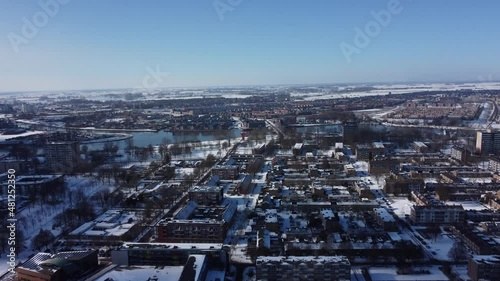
355,143,385,160
368,158,400,174
157,202,236,243
373,207,398,231
468,255,500,281
476,130,500,154
490,157,500,173
384,174,425,195
0,174,64,196
111,243,225,266
256,256,351,281
211,165,239,180
413,141,428,153
451,224,499,255
68,210,142,242
0,159,29,173
410,205,465,225
451,146,470,162
45,141,81,173
188,185,224,205
342,122,358,144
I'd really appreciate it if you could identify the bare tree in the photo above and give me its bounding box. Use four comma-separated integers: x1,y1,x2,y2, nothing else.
448,241,467,263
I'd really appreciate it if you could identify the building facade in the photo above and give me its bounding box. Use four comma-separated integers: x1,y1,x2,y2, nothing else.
188,186,224,205
476,131,500,155
45,141,81,173
256,256,351,281
468,255,500,281
410,205,465,225
157,219,227,243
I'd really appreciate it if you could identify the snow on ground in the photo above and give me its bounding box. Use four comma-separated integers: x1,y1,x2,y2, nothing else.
235,140,268,155
230,241,252,264
419,230,455,261
368,266,448,281
0,176,116,276
354,161,369,172
389,198,414,218
0,130,45,141
461,177,492,184
444,201,489,211
171,146,229,160
451,265,472,281
176,167,194,177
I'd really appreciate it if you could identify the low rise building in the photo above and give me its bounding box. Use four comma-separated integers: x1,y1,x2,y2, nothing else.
212,165,239,180
413,141,428,153
451,224,499,255
410,205,465,225
68,210,142,242
157,202,236,243
256,256,351,281
451,146,470,162
384,174,425,195
16,250,98,281
111,242,225,266
490,157,500,173
468,255,500,281
368,158,400,175
0,174,64,196
356,143,385,160
188,185,223,205
0,159,29,173
373,207,398,231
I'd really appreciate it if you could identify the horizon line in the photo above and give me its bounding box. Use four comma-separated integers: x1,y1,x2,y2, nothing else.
1,79,500,95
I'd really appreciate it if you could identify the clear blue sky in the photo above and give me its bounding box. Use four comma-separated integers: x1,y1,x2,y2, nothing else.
1,0,499,91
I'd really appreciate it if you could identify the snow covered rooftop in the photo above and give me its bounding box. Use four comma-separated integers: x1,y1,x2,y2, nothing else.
471,255,500,264
95,265,184,281
369,266,448,281
257,255,350,264
69,210,140,238
374,208,396,222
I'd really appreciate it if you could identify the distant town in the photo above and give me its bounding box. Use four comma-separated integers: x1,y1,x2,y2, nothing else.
1,82,500,281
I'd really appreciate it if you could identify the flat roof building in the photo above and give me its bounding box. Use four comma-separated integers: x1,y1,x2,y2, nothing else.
17,250,98,281
256,256,351,281
468,255,500,281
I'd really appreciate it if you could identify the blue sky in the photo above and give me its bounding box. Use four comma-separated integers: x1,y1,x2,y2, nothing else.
1,0,499,91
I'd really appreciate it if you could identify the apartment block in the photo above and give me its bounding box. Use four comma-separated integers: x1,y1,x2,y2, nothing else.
410,205,465,225
45,141,81,173
256,256,351,281
468,255,500,281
